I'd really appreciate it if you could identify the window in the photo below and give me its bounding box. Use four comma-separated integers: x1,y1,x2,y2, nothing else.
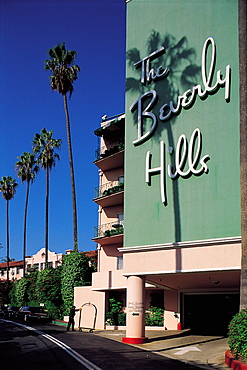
16,267,20,274
33,263,39,270
117,256,123,270
40,262,52,270
118,175,124,184
118,213,124,226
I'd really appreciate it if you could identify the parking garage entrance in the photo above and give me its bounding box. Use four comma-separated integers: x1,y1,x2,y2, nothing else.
183,293,239,335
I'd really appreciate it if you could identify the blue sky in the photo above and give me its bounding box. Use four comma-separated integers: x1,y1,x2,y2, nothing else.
0,0,126,261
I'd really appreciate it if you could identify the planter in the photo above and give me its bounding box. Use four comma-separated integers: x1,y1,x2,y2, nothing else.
225,350,247,370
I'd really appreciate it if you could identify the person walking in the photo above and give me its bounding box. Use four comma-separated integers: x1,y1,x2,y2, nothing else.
66,305,81,331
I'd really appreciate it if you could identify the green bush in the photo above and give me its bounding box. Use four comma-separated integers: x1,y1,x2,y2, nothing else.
145,306,164,326
104,227,123,237
0,280,13,305
105,311,126,326
102,183,124,197
43,301,65,320
118,312,126,325
105,297,124,326
8,253,94,319
14,278,30,306
36,267,62,306
61,251,93,315
228,308,247,362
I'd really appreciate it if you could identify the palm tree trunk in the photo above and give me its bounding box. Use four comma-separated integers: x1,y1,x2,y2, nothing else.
45,168,49,268
23,180,30,277
239,0,247,310
63,93,78,251
6,200,9,281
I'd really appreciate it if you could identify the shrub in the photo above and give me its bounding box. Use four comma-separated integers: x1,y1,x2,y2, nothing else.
105,311,126,326
36,267,62,306
0,280,13,305
228,309,247,362
145,306,164,326
105,297,123,326
61,251,93,315
14,278,30,306
118,312,126,326
43,301,65,320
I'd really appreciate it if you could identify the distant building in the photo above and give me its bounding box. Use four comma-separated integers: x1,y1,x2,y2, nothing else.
0,260,24,280
0,248,96,280
26,248,63,272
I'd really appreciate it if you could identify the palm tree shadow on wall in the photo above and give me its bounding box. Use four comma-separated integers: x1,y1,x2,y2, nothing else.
126,31,201,270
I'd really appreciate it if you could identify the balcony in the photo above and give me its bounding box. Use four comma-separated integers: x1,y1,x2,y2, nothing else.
94,179,124,207
94,113,125,139
93,220,124,245
94,141,124,171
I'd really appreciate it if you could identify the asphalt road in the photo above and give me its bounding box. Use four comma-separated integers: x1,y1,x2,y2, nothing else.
0,319,90,370
0,319,203,369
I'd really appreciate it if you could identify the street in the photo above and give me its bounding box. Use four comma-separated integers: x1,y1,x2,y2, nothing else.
0,319,90,370
0,319,204,369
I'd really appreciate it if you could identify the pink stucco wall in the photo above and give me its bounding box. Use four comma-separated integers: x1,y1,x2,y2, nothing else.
74,286,106,330
122,242,241,275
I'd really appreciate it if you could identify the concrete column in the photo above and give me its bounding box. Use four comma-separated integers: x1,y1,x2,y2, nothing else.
122,275,147,344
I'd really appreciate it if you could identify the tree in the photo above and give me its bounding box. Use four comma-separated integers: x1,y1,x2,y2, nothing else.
15,152,39,277
0,279,13,306
32,128,61,268
0,176,18,281
44,43,80,251
36,267,63,318
61,251,92,314
0,257,15,263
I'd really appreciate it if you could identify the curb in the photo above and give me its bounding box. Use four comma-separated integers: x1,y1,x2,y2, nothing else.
225,350,247,370
52,319,67,327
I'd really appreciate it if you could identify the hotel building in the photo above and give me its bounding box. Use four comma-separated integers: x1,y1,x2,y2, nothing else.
75,0,247,343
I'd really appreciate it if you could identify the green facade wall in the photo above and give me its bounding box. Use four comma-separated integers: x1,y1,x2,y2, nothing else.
124,0,240,247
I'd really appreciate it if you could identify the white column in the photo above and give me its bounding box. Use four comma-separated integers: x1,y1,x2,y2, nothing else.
122,275,147,344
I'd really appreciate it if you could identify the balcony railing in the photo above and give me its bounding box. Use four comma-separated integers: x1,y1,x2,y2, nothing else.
94,179,124,199
94,220,124,238
95,140,124,161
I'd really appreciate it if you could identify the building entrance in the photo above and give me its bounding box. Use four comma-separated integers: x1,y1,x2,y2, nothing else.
183,293,239,335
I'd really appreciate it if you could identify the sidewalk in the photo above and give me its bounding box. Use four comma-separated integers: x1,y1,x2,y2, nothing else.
92,329,229,369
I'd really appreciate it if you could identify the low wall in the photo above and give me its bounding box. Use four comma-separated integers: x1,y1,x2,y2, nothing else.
225,350,247,370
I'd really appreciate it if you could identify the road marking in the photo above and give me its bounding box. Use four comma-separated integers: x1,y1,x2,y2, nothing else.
173,346,202,355
1,319,101,370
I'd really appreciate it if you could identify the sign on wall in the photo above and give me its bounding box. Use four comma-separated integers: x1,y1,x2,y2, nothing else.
124,0,240,247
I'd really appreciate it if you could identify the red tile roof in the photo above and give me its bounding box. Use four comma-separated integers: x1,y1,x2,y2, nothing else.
84,250,97,259
0,260,23,269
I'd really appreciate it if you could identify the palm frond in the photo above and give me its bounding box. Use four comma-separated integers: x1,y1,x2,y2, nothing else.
147,30,160,54
44,43,80,97
126,48,141,67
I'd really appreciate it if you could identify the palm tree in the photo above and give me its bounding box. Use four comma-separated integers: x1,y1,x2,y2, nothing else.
15,152,39,277
32,128,61,269
0,176,18,280
1,257,15,263
44,43,80,251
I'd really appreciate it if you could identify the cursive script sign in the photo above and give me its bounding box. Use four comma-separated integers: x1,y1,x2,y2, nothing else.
146,128,210,205
130,37,231,146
